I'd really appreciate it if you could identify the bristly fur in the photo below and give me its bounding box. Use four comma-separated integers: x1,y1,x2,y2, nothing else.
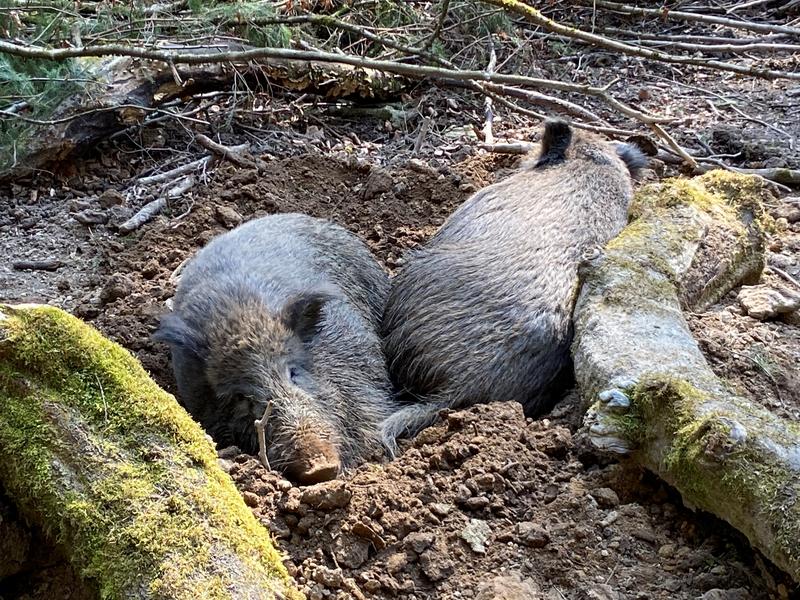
154,213,397,479
534,118,572,168
614,142,648,179
381,121,638,444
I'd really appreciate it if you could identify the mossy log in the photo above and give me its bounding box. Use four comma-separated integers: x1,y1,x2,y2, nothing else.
0,304,302,600
572,170,800,582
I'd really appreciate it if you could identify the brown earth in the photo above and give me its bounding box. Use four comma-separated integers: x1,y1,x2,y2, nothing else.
1,69,799,599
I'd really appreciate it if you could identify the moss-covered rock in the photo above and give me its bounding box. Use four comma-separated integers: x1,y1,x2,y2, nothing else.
0,304,302,600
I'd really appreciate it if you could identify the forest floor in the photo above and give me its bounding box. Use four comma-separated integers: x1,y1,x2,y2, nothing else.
1,17,799,600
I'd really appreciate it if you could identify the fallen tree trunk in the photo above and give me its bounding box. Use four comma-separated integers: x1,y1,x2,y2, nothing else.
0,304,301,600
572,170,800,582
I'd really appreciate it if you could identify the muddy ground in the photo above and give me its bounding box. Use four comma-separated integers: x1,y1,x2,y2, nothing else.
1,40,800,600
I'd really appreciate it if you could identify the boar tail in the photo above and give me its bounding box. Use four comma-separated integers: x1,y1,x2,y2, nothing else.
379,397,454,453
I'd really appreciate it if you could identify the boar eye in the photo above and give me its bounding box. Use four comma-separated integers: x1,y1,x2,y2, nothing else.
287,366,299,382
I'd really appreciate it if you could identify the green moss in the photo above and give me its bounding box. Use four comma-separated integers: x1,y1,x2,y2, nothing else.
0,305,300,600
628,376,800,575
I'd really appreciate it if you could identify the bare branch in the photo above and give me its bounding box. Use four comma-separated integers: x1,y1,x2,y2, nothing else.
479,0,800,80
582,0,800,37
421,0,451,51
0,40,668,124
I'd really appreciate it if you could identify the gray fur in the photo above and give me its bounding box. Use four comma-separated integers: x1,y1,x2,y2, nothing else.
154,213,396,476
381,119,637,443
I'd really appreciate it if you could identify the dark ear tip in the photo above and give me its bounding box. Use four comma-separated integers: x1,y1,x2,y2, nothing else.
535,119,573,168
152,313,204,355
543,118,571,137
284,291,336,340
615,142,648,178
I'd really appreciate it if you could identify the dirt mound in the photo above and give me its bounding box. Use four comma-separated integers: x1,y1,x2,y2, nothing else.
228,401,772,599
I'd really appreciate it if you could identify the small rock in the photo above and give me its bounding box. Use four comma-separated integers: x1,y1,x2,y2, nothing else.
404,531,434,554
312,565,344,589
589,487,620,509
214,204,243,229
277,488,303,514
332,537,370,569
362,579,381,593
772,198,800,223
276,479,292,492
385,552,408,574
429,503,452,517
360,168,393,201
418,547,454,582
516,522,550,548
475,573,541,600
586,583,621,600
464,496,491,511
241,491,259,507
99,274,134,305
299,480,351,510
306,583,325,600
268,519,291,539
454,484,473,505
141,259,162,280
471,473,497,491
98,189,126,208
351,520,386,550
217,446,241,459
600,510,619,527
73,209,109,225
658,543,677,558
737,284,800,320
699,589,750,600
461,518,492,553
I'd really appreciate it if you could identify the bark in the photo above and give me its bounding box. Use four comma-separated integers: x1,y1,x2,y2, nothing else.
0,304,302,600
572,170,800,582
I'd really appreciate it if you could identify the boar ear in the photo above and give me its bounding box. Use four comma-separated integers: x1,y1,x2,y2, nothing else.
283,292,333,344
535,118,572,168
614,142,648,179
152,313,205,357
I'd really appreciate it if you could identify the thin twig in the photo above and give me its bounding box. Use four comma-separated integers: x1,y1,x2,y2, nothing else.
95,374,109,423
195,134,258,168
478,141,534,154
649,123,698,168
137,156,212,186
769,265,800,291
483,38,497,146
254,401,273,471
413,117,432,155
421,0,451,51
118,198,168,234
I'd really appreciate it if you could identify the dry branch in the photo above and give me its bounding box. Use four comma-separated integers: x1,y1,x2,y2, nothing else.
582,0,800,37
478,0,800,80
572,171,800,583
195,134,262,169
0,304,300,599
0,40,669,124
